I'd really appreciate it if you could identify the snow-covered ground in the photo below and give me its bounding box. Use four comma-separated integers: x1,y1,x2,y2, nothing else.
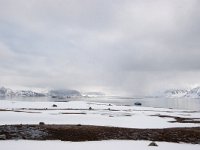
0,100,199,128
1,140,200,150
0,100,199,149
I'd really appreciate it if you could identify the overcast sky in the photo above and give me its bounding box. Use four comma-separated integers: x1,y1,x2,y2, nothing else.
0,0,200,95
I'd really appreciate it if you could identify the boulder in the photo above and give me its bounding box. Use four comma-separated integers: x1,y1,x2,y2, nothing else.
148,141,158,146
52,104,57,107
39,122,45,125
134,102,142,106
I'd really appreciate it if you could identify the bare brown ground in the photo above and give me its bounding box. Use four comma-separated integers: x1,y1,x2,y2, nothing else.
0,124,200,144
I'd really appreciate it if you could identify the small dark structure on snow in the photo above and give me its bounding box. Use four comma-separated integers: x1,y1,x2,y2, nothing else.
148,141,158,146
52,104,57,107
134,102,142,106
39,122,45,125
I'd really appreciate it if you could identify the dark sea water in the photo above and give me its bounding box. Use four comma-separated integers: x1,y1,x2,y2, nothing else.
0,96,200,111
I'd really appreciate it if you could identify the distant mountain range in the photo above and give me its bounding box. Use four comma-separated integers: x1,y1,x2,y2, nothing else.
2,86,199,99
0,87,105,98
159,87,200,98
49,89,81,98
0,87,46,97
0,87,81,98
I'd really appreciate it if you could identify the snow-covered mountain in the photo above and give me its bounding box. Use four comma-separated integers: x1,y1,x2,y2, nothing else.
0,87,45,97
0,87,82,98
160,87,200,98
0,87,15,97
15,90,46,97
185,87,200,98
164,89,188,98
48,89,81,98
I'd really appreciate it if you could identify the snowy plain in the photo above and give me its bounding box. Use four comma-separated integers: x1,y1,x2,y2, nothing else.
0,100,200,149
1,140,200,150
0,100,199,128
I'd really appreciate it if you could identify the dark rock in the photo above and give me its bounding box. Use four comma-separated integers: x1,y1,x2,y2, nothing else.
89,107,92,110
52,104,57,107
148,141,158,146
0,134,6,140
134,102,142,106
39,122,45,125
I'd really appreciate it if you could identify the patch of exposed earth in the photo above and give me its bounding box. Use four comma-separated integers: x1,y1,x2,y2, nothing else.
150,115,200,124
0,124,200,144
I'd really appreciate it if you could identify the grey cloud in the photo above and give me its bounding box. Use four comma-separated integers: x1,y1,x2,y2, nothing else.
0,0,200,95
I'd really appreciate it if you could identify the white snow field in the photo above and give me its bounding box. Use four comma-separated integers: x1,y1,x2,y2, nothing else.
0,140,200,150
0,100,199,128
0,100,200,149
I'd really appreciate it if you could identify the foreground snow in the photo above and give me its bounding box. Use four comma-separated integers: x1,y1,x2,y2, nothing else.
0,140,200,150
0,100,199,128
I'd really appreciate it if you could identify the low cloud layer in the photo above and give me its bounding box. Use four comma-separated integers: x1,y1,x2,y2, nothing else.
0,0,200,95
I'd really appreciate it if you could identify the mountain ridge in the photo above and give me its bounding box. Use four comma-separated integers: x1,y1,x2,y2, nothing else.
160,87,200,98
0,87,81,98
